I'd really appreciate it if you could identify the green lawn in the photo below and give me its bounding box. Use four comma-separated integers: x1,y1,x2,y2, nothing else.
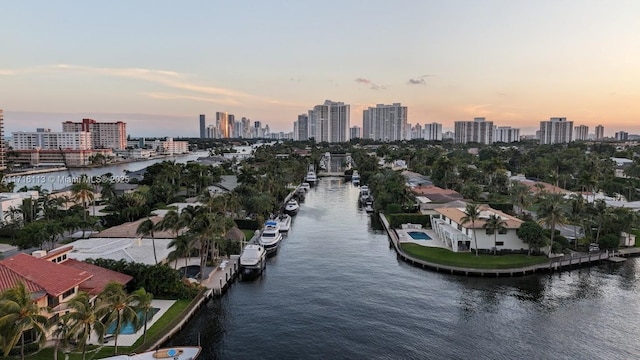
242,229,257,242
22,299,192,360
400,243,549,269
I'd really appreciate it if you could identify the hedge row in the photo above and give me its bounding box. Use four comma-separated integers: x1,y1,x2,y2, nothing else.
388,214,431,229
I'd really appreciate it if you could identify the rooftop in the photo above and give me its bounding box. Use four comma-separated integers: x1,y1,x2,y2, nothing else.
66,237,174,265
94,216,176,238
435,205,523,229
63,259,133,295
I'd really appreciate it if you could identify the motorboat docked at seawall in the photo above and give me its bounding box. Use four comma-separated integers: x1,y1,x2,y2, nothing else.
277,213,292,232
305,165,317,184
99,346,201,359
300,182,311,191
364,199,374,213
284,199,300,215
239,244,267,280
259,220,283,255
352,170,360,185
359,185,370,204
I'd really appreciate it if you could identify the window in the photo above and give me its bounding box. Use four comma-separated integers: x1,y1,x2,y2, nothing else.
498,228,507,234
496,241,504,246
62,288,75,299
486,229,494,235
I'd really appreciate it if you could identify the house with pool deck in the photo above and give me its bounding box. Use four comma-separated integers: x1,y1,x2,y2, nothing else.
430,206,526,253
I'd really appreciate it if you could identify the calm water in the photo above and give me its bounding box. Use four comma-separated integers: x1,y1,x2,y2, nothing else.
7,152,208,191
167,177,640,360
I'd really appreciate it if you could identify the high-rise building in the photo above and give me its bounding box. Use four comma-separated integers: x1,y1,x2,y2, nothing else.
595,125,605,140
362,103,407,142
206,125,217,139
62,119,127,149
0,109,4,170
574,125,589,141
411,124,422,140
494,126,521,143
241,117,251,138
308,100,350,143
228,114,235,138
199,114,206,138
350,126,361,139
296,114,309,141
422,122,443,141
215,112,230,138
454,117,494,144
539,117,573,145
253,121,263,138
13,129,92,151
615,131,629,141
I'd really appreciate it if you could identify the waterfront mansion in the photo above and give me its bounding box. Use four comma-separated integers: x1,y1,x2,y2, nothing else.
431,206,526,253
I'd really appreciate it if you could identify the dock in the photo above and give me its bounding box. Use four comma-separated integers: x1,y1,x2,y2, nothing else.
380,213,640,277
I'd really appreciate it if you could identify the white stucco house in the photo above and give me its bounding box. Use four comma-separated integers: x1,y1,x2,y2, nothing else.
431,206,526,253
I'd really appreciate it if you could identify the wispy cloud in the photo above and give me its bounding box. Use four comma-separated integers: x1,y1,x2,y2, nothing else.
408,75,429,85
0,64,293,107
355,77,386,90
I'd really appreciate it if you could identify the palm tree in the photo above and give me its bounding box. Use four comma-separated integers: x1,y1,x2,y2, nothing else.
168,234,193,272
536,192,567,257
136,218,158,265
484,214,507,255
568,194,586,249
100,180,117,201
509,181,531,217
131,288,153,344
52,315,72,360
71,177,95,221
96,282,139,356
0,282,50,360
65,292,105,360
460,203,481,256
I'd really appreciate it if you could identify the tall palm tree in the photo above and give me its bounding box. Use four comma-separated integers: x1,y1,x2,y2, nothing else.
568,194,586,249
0,282,50,360
136,218,158,265
65,292,105,360
460,203,481,256
71,177,95,221
131,288,153,344
96,282,139,356
100,180,117,201
168,234,193,272
536,192,567,257
509,181,531,217
52,315,72,360
483,214,507,255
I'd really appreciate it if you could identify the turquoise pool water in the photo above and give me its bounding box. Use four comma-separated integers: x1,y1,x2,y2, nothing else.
107,307,160,335
408,231,431,240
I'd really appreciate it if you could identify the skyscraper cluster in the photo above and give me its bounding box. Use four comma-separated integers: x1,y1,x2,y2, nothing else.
294,100,350,143
362,103,407,142
199,113,270,139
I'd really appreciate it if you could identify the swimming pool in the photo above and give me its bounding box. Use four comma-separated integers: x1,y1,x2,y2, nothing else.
407,231,432,240
106,307,160,335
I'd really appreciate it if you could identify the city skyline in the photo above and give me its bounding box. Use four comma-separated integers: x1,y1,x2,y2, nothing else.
2,1,640,136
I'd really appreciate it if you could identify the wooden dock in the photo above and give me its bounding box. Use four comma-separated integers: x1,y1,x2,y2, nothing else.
380,213,640,277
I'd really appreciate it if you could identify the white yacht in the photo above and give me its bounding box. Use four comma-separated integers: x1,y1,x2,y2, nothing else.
359,185,370,204
352,170,360,185
239,244,267,280
364,199,374,213
284,199,300,215
305,165,317,184
277,213,292,232
100,346,201,359
300,182,311,191
259,220,283,255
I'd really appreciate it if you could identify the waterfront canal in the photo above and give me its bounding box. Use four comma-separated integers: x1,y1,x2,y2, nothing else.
168,177,640,359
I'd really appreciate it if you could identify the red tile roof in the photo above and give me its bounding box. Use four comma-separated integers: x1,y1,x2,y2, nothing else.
0,254,92,297
43,246,73,261
0,264,46,299
63,259,132,295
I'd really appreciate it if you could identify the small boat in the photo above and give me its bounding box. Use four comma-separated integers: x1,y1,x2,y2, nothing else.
259,220,283,255
239,244,267,280
277,213,292,232
99,346,201,359
300,182,311,191
364,200,374,213
359,186,370,204
284,199,300,215
305,165,317,184
352,170,360,185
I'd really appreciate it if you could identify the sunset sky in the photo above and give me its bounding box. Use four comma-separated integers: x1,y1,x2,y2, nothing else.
2,1,639,137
